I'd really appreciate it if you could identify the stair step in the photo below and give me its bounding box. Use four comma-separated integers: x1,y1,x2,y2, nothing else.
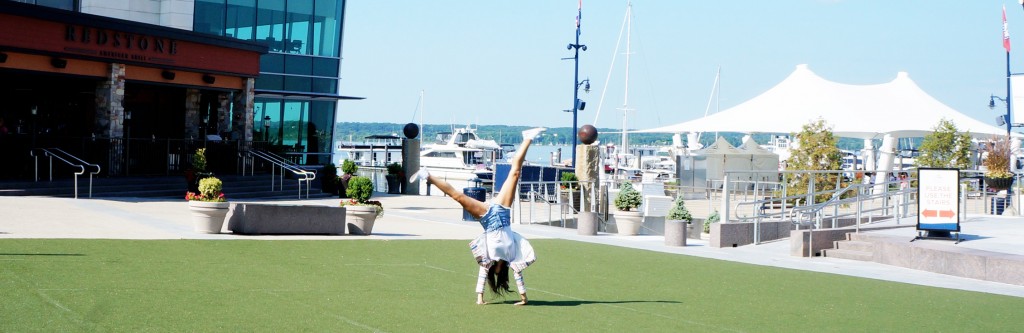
0,174,335,200
833,240,874,252
823,248,874,261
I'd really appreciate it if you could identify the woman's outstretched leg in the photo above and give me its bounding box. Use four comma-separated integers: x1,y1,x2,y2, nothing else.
492,127,545,208
410,169,489,218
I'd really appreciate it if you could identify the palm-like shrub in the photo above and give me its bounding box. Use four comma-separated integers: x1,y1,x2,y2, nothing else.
614,182,642,211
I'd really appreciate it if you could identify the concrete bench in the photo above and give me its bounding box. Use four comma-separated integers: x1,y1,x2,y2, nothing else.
227,203,346,235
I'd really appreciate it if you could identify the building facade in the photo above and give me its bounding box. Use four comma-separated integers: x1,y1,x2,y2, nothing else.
0,0,353,179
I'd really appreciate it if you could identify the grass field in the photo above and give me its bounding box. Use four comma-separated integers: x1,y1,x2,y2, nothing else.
2,238,1023,332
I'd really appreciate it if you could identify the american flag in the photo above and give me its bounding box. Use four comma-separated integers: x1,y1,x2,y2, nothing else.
1003,5,1011,52
577,0,585,27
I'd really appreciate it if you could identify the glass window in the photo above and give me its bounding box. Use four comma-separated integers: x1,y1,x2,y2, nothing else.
286,1,313,55
311,78,337,94
260,53,285,73
312,0,341,57
33,0,76,10
254,74,284,91
255,99,282,144
284,76,312,92
282,101,305,148
284,55,312,75
194,0,225,36
256,0,286,52
307,101,336,161
225,0,256,40
312,57,339,77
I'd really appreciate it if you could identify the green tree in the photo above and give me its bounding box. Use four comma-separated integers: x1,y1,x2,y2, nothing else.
915,119,972,169
786,118,845,204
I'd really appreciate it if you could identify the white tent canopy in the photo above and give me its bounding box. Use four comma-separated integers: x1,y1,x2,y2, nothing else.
638,64,1010,139
739,136,780,181
696,136,779,182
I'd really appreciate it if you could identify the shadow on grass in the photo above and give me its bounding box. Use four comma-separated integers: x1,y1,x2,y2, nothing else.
524,300,681,307
0,253,85,256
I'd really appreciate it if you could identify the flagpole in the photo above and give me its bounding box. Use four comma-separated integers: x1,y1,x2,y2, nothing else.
567,0,587,168
1005,5,1013,137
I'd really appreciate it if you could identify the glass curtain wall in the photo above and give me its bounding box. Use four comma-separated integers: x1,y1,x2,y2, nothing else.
194,0,345,164
253,99,335,164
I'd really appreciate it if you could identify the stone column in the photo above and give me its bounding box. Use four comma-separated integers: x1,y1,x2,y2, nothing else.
217,92,231,139
575,144,600,235
184,89,201,139
232,78,255,142
94,63,125,139
95,63,126,175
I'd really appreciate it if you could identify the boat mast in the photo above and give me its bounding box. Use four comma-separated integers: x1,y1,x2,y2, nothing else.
620,2,633,163
419,90,424,140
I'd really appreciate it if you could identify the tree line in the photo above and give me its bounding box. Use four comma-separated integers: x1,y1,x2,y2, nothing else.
334,121,867,150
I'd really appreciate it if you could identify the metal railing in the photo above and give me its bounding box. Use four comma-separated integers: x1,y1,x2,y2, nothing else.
30,148,101,198
246,149,316,199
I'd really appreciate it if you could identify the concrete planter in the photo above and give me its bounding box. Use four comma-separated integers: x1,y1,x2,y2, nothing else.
346,205,379,235
189,201,229,234
665,219,688,246
613,210,643,235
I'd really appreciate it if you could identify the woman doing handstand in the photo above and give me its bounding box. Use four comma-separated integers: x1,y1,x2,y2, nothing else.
409,127,545,305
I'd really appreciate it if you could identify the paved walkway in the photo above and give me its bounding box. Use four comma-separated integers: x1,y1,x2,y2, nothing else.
3,194,1024,298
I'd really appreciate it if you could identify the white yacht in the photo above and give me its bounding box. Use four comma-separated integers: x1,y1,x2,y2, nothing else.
419,126,504,192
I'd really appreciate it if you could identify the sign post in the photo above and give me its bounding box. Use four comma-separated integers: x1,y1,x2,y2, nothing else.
915,168,961,243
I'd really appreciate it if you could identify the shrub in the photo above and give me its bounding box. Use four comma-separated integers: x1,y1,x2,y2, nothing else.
346,176,375,203
614,182,642,211
704,210,720,234
666,196,692,221
321,163,338,192
386,162,402,175
560,172,579,190
341,159,358,175
341,176,382,217
982,136,1014,179
192,148,208,173
186,176,226,202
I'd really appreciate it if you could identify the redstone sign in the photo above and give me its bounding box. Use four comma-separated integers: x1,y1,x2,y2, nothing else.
0,12,260,76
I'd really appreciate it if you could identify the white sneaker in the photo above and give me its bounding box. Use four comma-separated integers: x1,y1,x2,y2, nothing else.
522,127,547,141
409,168,430,183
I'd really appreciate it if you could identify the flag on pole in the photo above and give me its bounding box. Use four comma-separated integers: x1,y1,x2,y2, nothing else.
577,0,585,27
1003,5,1011,52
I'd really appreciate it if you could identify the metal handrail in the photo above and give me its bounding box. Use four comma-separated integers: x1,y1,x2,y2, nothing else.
30,148,101,198
247,149,316,199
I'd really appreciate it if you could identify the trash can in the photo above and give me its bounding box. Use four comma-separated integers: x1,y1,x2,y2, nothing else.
463,187,487,221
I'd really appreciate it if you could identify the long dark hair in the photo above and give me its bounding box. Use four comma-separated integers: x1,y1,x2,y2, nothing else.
486,260,512,296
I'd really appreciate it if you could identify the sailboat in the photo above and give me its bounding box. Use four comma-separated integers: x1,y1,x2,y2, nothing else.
593,1,645,182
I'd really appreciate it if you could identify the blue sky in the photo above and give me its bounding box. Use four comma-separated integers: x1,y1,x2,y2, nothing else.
339,1,1021,134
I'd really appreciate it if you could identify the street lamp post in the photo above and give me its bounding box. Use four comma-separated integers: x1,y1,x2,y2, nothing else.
263,116,271,142
565,2,587,168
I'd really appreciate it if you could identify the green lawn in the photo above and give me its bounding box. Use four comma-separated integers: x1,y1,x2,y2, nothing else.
2,239,1022,332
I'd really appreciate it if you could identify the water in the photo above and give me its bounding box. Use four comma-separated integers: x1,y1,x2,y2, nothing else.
520,144,572,166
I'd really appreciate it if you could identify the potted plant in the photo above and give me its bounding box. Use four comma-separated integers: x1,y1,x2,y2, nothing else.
186,176,228,234
559,171,581,211
184,148,212,194
665,195,692,246
983,136,1015,191
385,162,403,194
704,210,720,235
612,181,643,235
341,176,383,235
321,162,338,195
338,159,358,198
